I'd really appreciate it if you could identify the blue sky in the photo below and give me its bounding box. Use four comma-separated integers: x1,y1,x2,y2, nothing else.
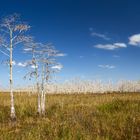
0,0,140,87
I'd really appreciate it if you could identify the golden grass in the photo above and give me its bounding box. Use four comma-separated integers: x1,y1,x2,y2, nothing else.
0,92,140,140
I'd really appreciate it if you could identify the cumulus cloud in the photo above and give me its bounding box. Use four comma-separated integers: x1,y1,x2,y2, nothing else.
91,32,110,40
98,65,116,69
52,64,63,70
129,34,140,46
94,43,127,50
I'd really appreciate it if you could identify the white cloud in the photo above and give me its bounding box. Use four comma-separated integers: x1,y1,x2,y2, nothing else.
113,43,126,48
24,48,32,51
52,64,63,70
94,43,127,50
98,65,116,69
31,65,38,69
91,32,110,40
12,61,16,65
56,53,67,57
129,34,140,46
17,62,27,67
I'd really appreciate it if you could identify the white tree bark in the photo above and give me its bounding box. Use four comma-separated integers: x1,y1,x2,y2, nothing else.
35,65,41,115
41,65,45,114
37,82,41,114
10,29,16,120
0,14,31,120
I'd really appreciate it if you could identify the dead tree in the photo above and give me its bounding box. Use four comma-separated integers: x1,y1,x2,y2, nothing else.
0,13,31,120
24,42,61,115
24,42,42,115
39,44,60,115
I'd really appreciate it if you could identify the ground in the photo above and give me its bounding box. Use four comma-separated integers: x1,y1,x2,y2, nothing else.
0,92,140,140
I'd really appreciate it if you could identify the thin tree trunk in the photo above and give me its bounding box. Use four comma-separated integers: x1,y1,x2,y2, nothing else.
41,65,45,115
42,89,46,114
35,65,41,115
37,82,41,114
41,87,44,114
10,30,16,120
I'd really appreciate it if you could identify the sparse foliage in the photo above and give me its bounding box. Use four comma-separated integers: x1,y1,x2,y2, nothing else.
24,42,61,115
0,13,31,120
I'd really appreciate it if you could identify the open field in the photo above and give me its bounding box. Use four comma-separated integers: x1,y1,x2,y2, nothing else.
0,93,140,140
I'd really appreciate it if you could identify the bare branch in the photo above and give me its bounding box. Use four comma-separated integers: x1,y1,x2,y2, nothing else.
0,35,8,48
13,36,33,46
14,24,30,32
0,49,10,57
1,13,20,30
0,13,32,119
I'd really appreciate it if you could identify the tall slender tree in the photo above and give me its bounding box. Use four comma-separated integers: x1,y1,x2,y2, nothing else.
0,13,31,120
39,44,59,115
24,42,42,114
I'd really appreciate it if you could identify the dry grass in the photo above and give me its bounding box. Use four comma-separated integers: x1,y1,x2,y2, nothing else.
0,92,140,140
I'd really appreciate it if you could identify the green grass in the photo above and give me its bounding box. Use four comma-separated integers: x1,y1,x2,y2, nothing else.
0,93,140,140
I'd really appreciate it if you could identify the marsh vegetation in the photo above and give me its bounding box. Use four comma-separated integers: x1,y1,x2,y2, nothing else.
0,93,139,140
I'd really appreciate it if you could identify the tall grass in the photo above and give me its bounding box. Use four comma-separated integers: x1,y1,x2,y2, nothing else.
0,93,140,140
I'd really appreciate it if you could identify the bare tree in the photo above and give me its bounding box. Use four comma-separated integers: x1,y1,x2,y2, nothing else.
24,42,61,115
24,42,42,115
0,13,31,120
39,44,60,115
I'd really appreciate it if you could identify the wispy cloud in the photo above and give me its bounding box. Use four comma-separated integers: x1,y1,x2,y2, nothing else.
23,48,32,51
91,32,110,40
89,27,110,40
17,62,27,67
56,53,67,57
98,64,116,69
129,34,140,46
113,55,120,58
52,64,63,70
11,61,28,67
79,55,84,58
94,43,127,50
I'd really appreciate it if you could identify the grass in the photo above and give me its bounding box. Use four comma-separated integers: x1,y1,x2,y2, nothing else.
0,92,140,140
